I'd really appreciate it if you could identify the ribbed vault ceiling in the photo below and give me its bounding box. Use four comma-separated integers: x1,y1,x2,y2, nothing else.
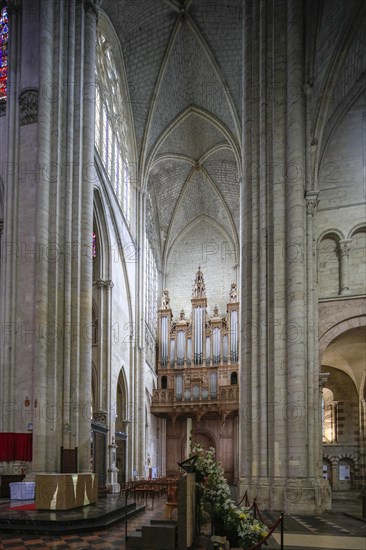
101,0,242,265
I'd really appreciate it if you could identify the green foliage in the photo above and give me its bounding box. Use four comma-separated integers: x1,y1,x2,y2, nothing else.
191,443,269,548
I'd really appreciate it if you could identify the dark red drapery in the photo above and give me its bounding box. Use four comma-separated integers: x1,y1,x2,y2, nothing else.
0,433,32,461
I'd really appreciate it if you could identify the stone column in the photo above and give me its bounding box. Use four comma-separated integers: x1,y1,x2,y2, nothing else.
359,398,366,488
136,187,146,477
78,0,100,473
32,0,52,472
285,0,307,482
96,279,114,414
258,0,269,482
0,0,21,435
305,191,319,480
32,0,100,474
240,0,289,507
338,239,352,295
96,277,114,486
240,0,255,485
269,0,288,502
240,0,328,513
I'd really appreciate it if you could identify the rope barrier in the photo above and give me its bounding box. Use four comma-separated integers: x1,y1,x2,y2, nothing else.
236,489,250,507
253,501,271,528
233,494,284,549
245,514,283,550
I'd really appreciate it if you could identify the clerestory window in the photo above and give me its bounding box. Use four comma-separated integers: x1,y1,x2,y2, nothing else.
95,30,131,223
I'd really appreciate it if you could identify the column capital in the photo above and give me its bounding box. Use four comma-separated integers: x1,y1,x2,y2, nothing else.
305,191,319,215
96,279,114,289
339,239,352,257
319,372,330,392
84,0,102,19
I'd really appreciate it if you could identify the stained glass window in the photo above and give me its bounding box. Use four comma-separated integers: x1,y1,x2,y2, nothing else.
95,29,131,224
92,232,97,258
0,4,8,105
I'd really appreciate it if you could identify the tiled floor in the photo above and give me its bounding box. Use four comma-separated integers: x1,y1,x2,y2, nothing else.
0,495,162,549
0,495,364,549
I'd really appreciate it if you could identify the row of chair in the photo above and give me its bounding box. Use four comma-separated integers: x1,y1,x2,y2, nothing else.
121,477,180,511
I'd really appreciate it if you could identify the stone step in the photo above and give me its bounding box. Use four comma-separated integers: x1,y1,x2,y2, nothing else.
126,531,143,549
141,523,177,550
127,521,178,550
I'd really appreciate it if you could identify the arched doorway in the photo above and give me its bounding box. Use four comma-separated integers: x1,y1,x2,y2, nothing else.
115,369,128,485
190,430,215,453
321,324,365,491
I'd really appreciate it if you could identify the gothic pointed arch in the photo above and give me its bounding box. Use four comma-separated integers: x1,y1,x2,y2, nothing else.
93,189,111,282
91,360,98,417
116,367,128,433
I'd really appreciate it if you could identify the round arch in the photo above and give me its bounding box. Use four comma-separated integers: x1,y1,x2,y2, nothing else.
319,316,366,359
317,229,344,244
182,427,216,461
349,223,366,239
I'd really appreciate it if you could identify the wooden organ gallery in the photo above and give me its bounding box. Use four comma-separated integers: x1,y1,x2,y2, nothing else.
151,268,239,481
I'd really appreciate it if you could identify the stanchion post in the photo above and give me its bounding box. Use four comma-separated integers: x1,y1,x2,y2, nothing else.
125,487,128,541
280,512,284,550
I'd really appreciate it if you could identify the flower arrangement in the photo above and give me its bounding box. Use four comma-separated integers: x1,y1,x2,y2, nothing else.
192,443,268,549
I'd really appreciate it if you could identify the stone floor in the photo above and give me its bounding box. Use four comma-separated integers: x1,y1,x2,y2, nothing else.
0,493,364,549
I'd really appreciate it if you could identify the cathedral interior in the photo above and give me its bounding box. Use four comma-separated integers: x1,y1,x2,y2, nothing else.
0,0,365,518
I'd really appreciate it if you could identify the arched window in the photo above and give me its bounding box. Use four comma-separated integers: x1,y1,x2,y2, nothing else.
144,230,158,332
95,30,131,223
116,370,127,432
322,388,337,443
161,376,167,389
92,216,101,282
230,372,238,385
0,3,8,110
92,231,97,258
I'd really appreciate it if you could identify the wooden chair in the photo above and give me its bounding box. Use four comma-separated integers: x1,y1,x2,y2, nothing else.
165,481,178,519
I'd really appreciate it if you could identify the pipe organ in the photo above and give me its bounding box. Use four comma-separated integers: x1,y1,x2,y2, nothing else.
151,268,239,478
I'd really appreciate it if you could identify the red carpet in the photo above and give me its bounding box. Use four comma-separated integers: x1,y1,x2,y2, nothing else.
5,503,36,511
